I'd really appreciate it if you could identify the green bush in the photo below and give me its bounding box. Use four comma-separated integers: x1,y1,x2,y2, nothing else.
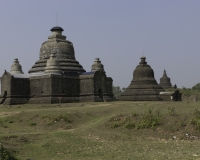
54,114,72,123
0,143,17,160
108,108,162,130
136,108,161,129
191,109,200,130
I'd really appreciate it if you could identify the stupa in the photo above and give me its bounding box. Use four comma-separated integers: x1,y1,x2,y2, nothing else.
10,59,24,74
29,26,85,74
119,57,164,101
159,69,172,89
91,58,104,72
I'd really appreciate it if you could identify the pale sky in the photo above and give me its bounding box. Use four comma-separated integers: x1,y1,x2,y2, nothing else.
0,0,200,88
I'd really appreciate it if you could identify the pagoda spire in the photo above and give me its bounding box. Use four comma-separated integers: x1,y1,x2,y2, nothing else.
163,69,167,76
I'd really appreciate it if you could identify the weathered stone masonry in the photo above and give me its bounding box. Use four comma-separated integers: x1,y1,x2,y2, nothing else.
0,26,114,104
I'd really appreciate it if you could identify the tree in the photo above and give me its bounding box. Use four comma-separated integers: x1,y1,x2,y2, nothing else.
112,86,126,100
192,83,200,90
122,87,126,92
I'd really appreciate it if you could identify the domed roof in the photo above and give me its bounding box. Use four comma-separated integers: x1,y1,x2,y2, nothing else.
91,58,104,72
45,54,62,74
119,57,164,101
50,26,64,32
29,26,85,74
159,69,172,89
133,57,155,81
10,58,24,74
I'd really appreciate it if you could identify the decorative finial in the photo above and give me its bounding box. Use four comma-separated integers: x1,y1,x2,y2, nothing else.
140,56,147,64
50,26,64,36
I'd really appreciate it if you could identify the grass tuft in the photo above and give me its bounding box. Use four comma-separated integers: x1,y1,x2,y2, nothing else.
168,106,177,116
107,107,162,129
29,122,37,126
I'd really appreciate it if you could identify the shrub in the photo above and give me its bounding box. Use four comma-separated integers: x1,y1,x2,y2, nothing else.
108,108,162,130
42,113,72,123
0,143,17,160
54,114,72,123
136,108,161,129
191,108,200,130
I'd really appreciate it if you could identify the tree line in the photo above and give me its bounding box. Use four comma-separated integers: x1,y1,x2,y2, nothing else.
112,86,126,100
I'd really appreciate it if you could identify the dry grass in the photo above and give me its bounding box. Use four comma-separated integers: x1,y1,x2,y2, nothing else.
0,101,200,159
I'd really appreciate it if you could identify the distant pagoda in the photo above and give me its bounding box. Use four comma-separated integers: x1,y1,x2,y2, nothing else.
159,69,172,89
119,57,164,101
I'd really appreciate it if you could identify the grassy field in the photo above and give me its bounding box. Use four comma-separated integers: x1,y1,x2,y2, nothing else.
0,101,200,160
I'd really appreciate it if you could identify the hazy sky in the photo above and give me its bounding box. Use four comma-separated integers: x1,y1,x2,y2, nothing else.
0,0,199,88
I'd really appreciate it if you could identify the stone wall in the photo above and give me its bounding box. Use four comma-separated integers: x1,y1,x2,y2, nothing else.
51,75,79,96
79,74,95,102
1,72,30,104
30,75,52,98
106,77,113,97
1,72,11,97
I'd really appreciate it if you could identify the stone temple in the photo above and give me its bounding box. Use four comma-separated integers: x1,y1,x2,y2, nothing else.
119,57,164,101
159,69,172,89
0,26,113,105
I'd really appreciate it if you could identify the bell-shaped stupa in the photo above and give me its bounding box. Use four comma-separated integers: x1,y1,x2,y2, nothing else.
29,26,85,74
159,69,172,89
44,54,62,74
91,58,104,72
119,57,164,101
10,58,24,74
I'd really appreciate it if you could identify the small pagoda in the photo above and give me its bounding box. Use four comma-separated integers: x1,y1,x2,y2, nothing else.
159,69,172,89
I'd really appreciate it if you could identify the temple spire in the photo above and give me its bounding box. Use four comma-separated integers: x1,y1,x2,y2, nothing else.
163,69,167,76
159,69,172,89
